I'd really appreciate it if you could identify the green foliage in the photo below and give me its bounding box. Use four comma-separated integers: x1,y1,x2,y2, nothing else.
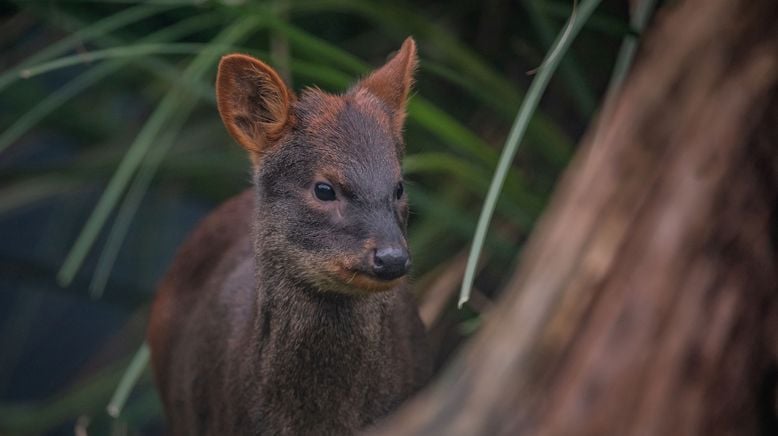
459,0,603,307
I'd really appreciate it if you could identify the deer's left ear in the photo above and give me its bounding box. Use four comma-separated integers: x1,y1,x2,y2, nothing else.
354,37,418,135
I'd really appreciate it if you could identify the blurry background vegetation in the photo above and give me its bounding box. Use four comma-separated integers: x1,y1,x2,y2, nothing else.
0,0,634,434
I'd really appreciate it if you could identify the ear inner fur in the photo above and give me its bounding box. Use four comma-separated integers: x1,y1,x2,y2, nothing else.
354,37,418,135
216,54,294,157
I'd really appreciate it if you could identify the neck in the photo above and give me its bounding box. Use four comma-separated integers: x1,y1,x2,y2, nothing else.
254,249,392,351
247,244,397,433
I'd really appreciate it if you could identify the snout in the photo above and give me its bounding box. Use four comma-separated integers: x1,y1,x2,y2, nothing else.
370,246,411,281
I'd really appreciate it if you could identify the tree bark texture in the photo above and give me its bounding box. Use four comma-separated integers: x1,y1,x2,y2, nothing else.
370,0,778,434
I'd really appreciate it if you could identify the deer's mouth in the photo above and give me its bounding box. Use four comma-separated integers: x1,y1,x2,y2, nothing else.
332,265,405,293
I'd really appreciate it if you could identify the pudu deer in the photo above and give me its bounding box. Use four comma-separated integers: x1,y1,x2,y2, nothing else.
147,37,432,435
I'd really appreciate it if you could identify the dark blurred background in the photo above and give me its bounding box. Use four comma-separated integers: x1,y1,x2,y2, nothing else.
0,0,630,434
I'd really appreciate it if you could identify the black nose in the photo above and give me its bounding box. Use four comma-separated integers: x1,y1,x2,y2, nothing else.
371,247,410,281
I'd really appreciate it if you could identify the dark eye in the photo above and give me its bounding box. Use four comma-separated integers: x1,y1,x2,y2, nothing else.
314,182,336,201
395,182,404,200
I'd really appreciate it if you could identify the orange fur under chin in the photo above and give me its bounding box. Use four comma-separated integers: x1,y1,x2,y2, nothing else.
332,267,405,294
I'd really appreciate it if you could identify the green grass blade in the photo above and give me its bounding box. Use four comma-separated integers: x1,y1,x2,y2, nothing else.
419,61,516,119
0,178,78,215
106,343,150,418
89,113,188,298
57,16,263,287
85,12,222,104
0,13,221,155
523,0,596,116
56,90,181,286
0,64,114,154
407,99,499,167
270,0,293,85
541,0,631,37
115,387,162,430
52,9,225,102
18,43,214,79
0,4,167,93
265,20,367,75
408,187,516,258
458,0,603,308
404,152,538,229
606,0,658,92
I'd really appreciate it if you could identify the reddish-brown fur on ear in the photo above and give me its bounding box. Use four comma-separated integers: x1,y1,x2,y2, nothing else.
216,54,293,158
355,37,418,134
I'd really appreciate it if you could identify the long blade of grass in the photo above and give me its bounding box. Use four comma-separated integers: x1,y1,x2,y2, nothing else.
0,64,114,154
88,111,189,298
523,0,596,116
0,178,78,215
541,0,630,37
18,43,216,79
458,0,602,308
408,186,516,258
270,0,293,85
53,9,223,102
0,4,168,92
606,0,658,93
404,152,538,228
56,89,184,287
407,99,499,167
264,19,367,75
106,343,149,418
57,16,263,287
419,61,516,119
0,13,220,154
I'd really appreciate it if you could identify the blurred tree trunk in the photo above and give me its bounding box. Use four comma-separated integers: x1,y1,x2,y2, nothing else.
370,0,778,434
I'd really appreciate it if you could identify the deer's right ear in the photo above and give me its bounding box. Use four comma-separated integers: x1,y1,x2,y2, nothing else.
216,54,293,157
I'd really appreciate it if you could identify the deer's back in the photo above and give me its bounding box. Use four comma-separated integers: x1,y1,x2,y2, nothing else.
148,190,255,427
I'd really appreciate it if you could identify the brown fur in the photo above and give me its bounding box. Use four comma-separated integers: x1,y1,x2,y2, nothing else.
357,38,417,136
216,54,295,162
148,38,431,435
